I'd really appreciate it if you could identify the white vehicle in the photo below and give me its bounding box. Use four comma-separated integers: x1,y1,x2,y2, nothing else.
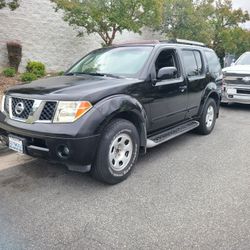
222,52,250,104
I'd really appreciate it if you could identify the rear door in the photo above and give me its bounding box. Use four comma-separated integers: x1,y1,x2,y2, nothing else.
181,49,207,117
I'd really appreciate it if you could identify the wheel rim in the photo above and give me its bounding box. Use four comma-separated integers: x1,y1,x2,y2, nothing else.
109,133,133,172
205,105,215,128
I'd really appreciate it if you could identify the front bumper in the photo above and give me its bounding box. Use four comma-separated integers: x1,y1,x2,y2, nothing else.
0,112,100,170
221,86,250,104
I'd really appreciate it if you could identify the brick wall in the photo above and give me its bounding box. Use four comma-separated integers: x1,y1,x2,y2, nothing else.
0,0,159,72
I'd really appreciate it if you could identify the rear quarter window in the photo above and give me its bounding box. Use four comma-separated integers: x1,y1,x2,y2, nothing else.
204,51,221,78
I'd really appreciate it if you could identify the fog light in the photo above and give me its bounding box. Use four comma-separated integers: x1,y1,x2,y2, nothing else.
57,145,70,159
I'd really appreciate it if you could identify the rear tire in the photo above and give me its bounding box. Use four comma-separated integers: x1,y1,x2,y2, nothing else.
91,119,140,184
197,98,217,135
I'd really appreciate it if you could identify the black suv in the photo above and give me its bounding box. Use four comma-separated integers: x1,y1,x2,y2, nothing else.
0,39,222,184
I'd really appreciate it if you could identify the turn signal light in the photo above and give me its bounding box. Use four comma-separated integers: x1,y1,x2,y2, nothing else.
75,101,92,120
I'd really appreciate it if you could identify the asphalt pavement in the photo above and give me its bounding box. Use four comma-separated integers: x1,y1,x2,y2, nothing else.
0,104,250,250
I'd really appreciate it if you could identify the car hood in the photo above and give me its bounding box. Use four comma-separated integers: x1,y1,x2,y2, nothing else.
222,65,250,74
6,75,142,102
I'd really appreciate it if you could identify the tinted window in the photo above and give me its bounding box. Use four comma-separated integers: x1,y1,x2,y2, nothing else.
182,50,202,77
205,51,221,77
194,51,203,74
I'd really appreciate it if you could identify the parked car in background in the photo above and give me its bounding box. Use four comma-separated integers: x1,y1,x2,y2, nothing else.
222,52,250,104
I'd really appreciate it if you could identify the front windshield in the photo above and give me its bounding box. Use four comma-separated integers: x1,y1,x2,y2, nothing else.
236,52,250,65
68,46,153,78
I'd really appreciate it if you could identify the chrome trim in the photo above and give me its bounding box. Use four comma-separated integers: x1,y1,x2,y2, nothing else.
1,95,5,112
26,100,43,124
27,145,49,152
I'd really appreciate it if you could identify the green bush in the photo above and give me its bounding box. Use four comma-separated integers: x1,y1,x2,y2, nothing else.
21,72,37,82
26,61,45,78
58,71,64,76
3,67,16,77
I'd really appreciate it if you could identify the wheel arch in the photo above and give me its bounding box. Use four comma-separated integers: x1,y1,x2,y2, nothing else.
198,83,221,118
94,95,148,151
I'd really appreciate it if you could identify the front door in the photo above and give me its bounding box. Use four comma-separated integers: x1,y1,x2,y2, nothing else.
148,48,188,131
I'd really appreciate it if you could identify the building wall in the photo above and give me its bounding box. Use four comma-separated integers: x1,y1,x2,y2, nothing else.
0,0,159,72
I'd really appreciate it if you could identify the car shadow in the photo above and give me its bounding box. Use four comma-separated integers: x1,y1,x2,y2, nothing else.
221,103,250,111
0,144,16,157
0,131,197,191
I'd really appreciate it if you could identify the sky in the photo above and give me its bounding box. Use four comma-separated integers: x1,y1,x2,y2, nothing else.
232,0,250,29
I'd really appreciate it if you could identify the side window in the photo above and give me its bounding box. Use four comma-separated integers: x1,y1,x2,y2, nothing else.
194,51,203,75
205,51,221,78
182,50,202,77
155,49,179,79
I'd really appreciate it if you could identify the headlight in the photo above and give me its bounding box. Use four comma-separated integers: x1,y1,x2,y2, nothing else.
53,101,92,123
1,95,5,112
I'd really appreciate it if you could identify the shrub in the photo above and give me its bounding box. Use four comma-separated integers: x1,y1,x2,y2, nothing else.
26,61,46,78
58,71,64,76
6,41,22,72
3,67,16,77
21,72,37,82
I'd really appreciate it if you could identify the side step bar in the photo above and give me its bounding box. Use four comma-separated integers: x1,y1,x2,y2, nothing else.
147,120,199,148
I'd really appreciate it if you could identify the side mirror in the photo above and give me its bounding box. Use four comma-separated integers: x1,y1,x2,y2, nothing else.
157,67,177,80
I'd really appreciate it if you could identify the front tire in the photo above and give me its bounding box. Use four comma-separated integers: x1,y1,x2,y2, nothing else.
197,98,217,135
91,119,140,184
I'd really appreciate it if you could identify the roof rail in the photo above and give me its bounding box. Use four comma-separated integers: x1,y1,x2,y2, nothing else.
161,38,206,47
113,40,160,46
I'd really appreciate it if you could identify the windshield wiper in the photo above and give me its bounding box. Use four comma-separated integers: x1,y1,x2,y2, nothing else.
65,72,122,78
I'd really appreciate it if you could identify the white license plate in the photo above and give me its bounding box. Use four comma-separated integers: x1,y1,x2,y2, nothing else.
227,88,237,94
9,136,24,154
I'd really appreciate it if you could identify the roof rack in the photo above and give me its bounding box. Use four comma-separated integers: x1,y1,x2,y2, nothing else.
113,40,160,46
161,38,206,47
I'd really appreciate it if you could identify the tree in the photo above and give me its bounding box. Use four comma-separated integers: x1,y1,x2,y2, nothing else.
210,0,249,60
161,0,214,44
219,28,250,59
51,0,164,46
0,0,19,10
161,0,250,61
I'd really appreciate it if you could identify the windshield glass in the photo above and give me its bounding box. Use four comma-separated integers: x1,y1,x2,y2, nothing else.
68,46,153,78
236,52,250,65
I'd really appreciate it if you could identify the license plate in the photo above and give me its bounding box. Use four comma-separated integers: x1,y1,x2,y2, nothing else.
227,88,236,94
9,136,24,154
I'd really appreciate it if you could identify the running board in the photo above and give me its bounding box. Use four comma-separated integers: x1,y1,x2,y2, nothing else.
147,121,199,148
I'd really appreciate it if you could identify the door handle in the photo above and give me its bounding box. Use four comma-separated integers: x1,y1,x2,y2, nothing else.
179,86,187,92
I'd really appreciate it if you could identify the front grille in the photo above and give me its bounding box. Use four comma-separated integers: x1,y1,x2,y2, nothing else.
39,101,57,121
224,74,250,85
237,89,250,95
11,97,34,120
7,97,57,123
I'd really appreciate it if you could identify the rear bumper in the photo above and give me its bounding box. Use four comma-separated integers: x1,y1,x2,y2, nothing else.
0,112,100,169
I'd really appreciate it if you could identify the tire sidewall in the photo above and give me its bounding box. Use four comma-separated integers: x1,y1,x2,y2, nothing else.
94,119,139,184
201,98,217,134
107,128,138,177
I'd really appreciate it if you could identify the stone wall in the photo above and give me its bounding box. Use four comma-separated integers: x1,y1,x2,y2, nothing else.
0,0,159,72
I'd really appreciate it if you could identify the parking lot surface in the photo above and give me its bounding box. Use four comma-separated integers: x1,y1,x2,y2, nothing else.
0,105,250,250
